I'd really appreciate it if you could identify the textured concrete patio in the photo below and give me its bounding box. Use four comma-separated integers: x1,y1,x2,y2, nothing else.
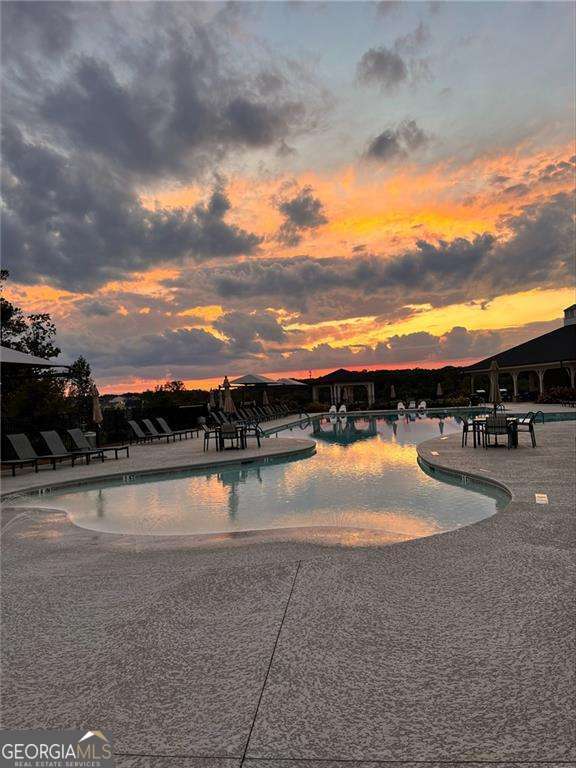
1,420,574,766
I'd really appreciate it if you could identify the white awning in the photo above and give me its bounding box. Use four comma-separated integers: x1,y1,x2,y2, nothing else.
275,377,307,386
230,373,276,386
0,346,70,368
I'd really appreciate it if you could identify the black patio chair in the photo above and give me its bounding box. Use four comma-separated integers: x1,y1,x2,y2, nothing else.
127,420,169,444
67,429,129,460
517,412,537,447
41,430,99,465
201,423,219,452
155,417,198,439
484,415,512,449
6,433,78,473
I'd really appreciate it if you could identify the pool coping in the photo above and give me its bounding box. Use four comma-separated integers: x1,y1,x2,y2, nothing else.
0,439,316,502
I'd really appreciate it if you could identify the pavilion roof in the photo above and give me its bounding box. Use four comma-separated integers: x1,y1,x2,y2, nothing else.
465,324,576,372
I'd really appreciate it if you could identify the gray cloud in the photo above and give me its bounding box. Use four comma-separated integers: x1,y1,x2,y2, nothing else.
1,123,262,290
357,47,407,91
276,185,328,246
366,119,429,162
214,310,287,354
161,190,574,323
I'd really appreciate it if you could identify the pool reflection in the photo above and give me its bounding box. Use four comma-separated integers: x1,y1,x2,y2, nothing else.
22,414,505,540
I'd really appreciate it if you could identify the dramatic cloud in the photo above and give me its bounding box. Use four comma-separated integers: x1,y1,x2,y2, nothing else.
1,124,262,289
366,119,429,162
164,191,574,321
276,186,328,246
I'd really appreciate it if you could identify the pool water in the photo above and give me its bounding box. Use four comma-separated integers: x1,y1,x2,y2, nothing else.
12,414,508,541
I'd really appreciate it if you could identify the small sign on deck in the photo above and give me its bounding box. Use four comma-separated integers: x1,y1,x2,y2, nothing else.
535,493,549,505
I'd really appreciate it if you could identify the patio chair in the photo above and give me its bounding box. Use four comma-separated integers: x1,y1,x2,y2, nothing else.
329,405,337,414
397,402,406,411
127,420,169,444
338,404,347,414
67,428,129,460
408,400,416,409
2,434,40,475
41,430,100,465
418,401,427,411
156,417,198,439
516,412,537,447
142,418,178,442
243,422,263,447
6,433,79,473
484,415,512,449
219,422,243,450
201,423,219,452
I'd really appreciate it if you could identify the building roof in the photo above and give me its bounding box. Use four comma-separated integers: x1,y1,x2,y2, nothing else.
230,373,276,386
465,324,576,372
311,368,376,384
0,345,69,368
564,303,576,312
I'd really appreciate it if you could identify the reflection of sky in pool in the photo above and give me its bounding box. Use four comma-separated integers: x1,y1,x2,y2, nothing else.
14,415,507,540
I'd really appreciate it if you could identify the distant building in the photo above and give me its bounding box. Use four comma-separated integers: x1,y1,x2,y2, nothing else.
466,306,576,397
564,303,576,326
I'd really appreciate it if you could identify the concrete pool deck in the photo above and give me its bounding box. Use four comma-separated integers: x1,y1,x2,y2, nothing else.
1,420,574,765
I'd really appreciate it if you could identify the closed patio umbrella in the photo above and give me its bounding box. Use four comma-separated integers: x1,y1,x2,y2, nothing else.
222,376,237,415
91,382,103,425
218,387,224,409
209,389,216,409
262,388,269,406
489,359,502,413
390,384,396,400
436,382,443,397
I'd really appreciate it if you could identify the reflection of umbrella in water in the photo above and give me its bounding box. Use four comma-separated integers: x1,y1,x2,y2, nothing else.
390,384,396,400
439,419,445,434
489,359,502,413
392,421,398,435
96,489,106,518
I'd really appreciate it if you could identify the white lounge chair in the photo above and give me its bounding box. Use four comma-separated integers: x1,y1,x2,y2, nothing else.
397,401,406,411
338,404,347,414
328,405,337,414
418,400,427,411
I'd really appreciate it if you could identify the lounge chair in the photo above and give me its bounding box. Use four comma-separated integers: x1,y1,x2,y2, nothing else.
409,400,416,409
6,433,80,474
338,404,347,414
67,429,129,460
418,401,427,411
329,405,337,415
2,434,40,475
41,430,99,465
397,402,405,411
128,420,170,444
142,418,179,442
156,417,197,439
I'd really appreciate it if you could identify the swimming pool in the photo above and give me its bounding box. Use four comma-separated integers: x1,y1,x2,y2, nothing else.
10,413,509,543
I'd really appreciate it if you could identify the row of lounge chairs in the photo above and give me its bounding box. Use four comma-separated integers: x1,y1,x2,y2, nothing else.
208,403,292,426
127,418,199,444
3,429,129,476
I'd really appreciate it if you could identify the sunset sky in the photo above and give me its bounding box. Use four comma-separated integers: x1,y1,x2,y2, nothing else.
2,1,574,392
